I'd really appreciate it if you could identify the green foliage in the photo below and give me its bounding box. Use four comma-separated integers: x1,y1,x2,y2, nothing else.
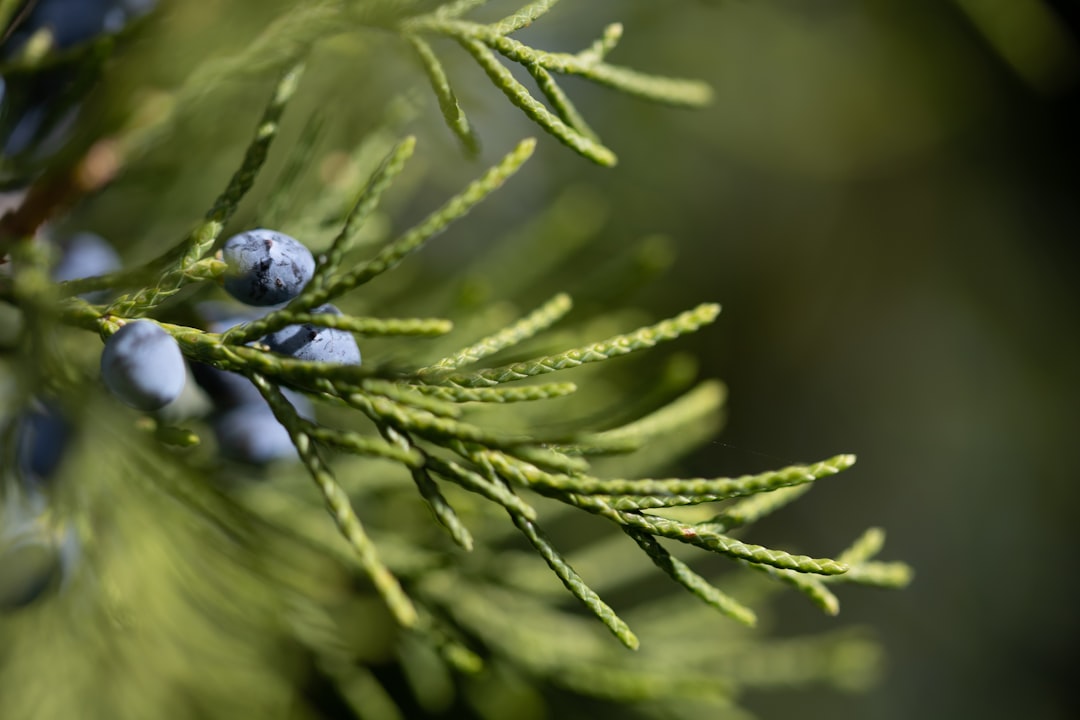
397,0,711,164
0,2,911,718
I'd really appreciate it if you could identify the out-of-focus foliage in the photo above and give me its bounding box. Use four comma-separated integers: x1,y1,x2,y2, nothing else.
562,2,1079,719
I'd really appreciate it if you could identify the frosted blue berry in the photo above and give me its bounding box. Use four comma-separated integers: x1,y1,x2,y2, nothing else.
194,358,314,465
2,0,157,57
213,397,311,465
191,316,265,409
52,232,121,302
191,362,264,409
193,360,314,415
4,0,114,54
52,232,120,282
262,304,361,365
192,313,314,411
14,401,71,486
100,320,186,411
221,229,315,306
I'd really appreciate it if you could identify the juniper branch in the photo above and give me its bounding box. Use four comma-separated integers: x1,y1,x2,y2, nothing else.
625,527,758,628
562,491,849,576
311,135,418,288
419,292,573,374
316,137,535,299
422,453,539,521
259,113,326,228
486,445,851,499
250,373,419,628
224,138,536,345
838,528,887,565
338,388,529,450
301,423,425,466
457,37,617,166
828,529,913,589
106,63,306,316
405,35,479,154
434,303,720,388
3,2,912,717
403,15,712,106
379,424,474,551
526,63,600,142
510,512,640,650
286,314,452,336
563,380,726,455
434,0,492,20
490,0,562,35
705,485,814,533
742,562,841,616
411,381,577,403
357,378,464,419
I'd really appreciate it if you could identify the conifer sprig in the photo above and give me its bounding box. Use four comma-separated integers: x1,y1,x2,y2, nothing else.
222,137,536,346
396,0,711,165
251,372,420,629
427,303,721,388
102,63,307,317
71,115,905,649
1,4,913,716
420,292,574,374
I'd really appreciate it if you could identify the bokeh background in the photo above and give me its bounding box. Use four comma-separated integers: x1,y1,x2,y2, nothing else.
13,1,1079,718
446,1,1080,717
568,2,1080,718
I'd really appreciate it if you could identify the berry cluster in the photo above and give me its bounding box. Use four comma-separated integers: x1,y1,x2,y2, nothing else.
1,1,158,183
203,229,360,463
2,231,126,611
3,0,157,56
5,226,361,612
1,396,76,612
192,315,316,466
98,228,361,464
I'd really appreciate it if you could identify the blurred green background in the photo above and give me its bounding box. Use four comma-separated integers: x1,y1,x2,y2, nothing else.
33,0,1080,718
562,2,1078,718
483,1,1079,717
